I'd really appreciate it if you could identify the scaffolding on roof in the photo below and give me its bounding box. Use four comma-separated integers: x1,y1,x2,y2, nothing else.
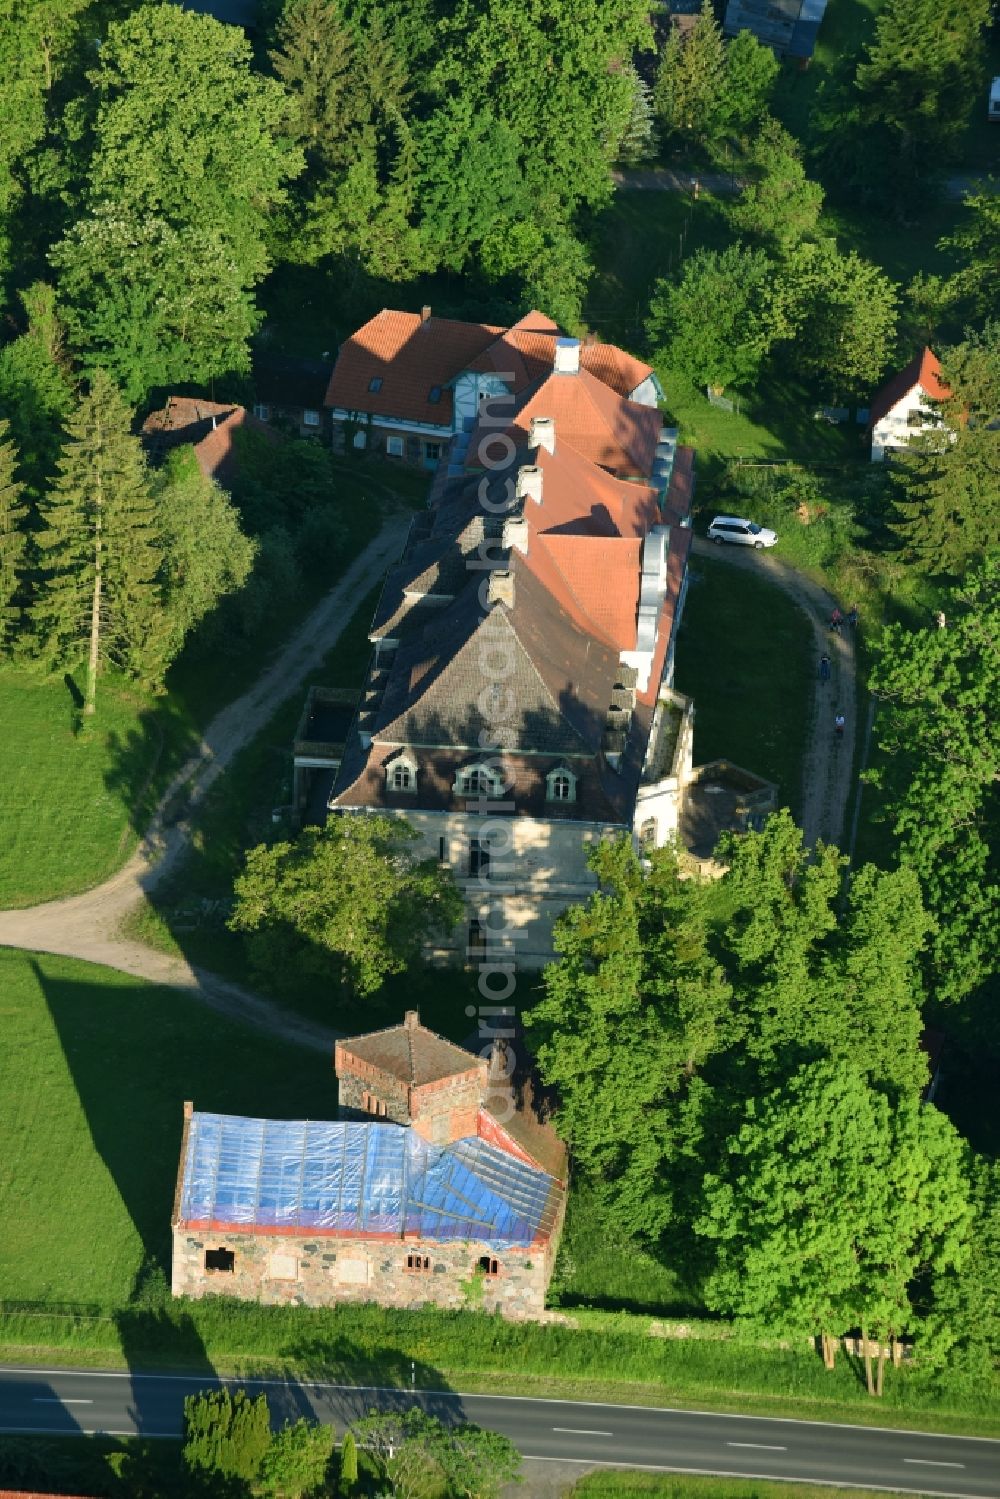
178,1113,560,1247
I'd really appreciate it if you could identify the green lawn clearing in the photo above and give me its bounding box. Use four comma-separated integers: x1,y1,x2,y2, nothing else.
572,1477,911,1499
674,555,813,818
0,667,195,909
550,1184,701,1318
0,947,340,1309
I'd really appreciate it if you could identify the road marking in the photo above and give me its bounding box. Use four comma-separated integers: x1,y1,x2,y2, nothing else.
2,1369,999,1445
727,1442,787,1451
32,1398,92,1405
903,1460,966,1470
552,1427,613,1437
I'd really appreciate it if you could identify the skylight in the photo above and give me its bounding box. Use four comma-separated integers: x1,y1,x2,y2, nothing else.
368,376,383,393
428,385,442,404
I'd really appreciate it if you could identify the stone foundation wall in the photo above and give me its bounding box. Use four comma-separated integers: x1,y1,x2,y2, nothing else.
172,1228,551,1317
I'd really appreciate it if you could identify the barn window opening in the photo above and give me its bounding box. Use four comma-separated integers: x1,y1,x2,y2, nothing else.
478,1255,500,1277
205,1247,235,1273
362,1090,387,1118
406,1254,431,1272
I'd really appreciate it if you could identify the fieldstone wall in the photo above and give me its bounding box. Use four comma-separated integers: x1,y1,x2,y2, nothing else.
172,1228,551,1317
336,1054,412,1126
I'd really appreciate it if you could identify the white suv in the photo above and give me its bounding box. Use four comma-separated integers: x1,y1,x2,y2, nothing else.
707,515,778,549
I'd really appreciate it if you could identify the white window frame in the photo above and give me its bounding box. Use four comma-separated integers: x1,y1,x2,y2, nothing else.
353,429,367,449
455,764,499,797
546,766,577,803
303,408,320,428
253,403,270,421
387,755,418,793
385,434,405,457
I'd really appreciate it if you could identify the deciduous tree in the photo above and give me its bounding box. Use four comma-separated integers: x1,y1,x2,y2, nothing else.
867,556,1000,1004
647,244,788,393
720,30,779,132
229,816,464,999
784,239,898,393
256,1417,334,1499
53,3,301,398
696,1061,969,1390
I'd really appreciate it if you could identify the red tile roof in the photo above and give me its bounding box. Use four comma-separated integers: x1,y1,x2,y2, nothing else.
535,533,643,648
325,310,502,428
867,347,952,430
470,368,663,478
324,309,656,429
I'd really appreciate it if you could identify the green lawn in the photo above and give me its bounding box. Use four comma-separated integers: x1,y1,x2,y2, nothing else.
0,947,340,1309
674,556,813,818
0,667,195,909
572,1478,910,1499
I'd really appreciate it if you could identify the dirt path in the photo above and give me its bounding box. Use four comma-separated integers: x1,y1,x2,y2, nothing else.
690,537,857,848
0,517,409,1052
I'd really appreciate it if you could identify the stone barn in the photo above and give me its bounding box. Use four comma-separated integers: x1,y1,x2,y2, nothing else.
171,1012,566,1318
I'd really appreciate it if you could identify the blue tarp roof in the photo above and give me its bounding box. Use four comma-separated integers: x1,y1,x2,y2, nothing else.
179,1113,559,1247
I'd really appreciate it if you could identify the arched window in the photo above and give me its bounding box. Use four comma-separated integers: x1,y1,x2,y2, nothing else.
457,765,496,796
545,767,577,803
387,758,416,793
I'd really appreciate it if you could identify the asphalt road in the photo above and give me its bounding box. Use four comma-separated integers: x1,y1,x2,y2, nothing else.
2,1367,999,1497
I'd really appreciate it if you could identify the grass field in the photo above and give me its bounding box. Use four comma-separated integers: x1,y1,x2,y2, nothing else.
0,948,341,1308
572,1477,912,1499
0,667,195,909
674,556,813,819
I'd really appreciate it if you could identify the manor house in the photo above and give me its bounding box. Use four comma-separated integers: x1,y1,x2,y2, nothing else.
301,311,699,966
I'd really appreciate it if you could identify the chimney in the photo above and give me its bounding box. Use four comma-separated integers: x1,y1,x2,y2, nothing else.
183,1100,193,1120
503,514,529,555
554,337,580,374
211,414,217,430
420,305,432,323
529,416,555,455
487,569,515,609
516,465,543,505
404,1009,419,1030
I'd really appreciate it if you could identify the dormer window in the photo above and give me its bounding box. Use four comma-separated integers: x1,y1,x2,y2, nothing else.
368,376,383,393
455,764,499,797
428,384,442,404
546,767,577,804
386,756,417,794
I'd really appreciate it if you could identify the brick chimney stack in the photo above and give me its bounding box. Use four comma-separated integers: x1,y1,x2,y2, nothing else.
420,305,432,323
404,1009,419,1029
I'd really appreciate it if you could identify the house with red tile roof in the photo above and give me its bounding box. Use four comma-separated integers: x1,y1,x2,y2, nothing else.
323,307,662,470
867,347,953,463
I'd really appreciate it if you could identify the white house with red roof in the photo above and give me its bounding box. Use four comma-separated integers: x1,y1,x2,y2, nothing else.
868,347,953,463
324,307,663,469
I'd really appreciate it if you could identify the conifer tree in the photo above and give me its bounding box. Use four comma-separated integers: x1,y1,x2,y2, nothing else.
33,369,164,712
654,0,726,145
0,419,29,651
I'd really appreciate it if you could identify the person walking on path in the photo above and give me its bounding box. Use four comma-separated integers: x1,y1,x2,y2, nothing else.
819,654,831,683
